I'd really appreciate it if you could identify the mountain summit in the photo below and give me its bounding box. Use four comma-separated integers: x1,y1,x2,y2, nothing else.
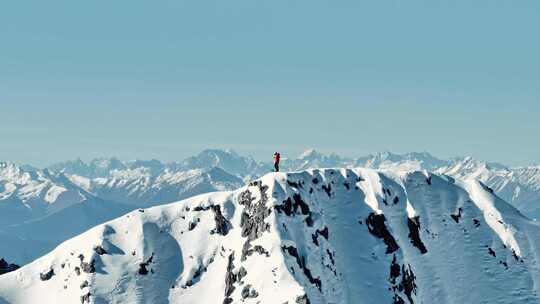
1,168,539,304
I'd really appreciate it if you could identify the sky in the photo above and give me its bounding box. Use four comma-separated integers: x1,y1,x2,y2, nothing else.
1,0,539,166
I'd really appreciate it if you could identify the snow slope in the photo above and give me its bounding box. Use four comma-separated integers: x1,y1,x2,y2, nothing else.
1,168,539,304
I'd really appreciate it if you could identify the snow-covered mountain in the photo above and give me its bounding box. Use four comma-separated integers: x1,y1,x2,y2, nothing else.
176,149,269,180
1,168,539,303
0,162,134,265
48,158,128,179
356,151,450,171
437,157,540,220
281,149,354,171
0,162,93,225
69,167,243,207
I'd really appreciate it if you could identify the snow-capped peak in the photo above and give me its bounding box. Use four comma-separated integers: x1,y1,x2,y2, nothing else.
298,148,321,160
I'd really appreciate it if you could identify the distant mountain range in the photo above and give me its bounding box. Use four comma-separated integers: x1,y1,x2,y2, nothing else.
1,149,540,267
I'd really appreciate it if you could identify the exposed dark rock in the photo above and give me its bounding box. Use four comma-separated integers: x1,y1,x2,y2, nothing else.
512,250,520,261
473,219,481,227
190,264,206,285
407,217,428,254
366,213,399,254
241,285,250,299
242,242,270,260
276,194,310,217
81,260,96,274
40,268,55,281
393,294,406,304
193,205,211,212
282,246,322,291
312,178,319,184
241,285,259,299
305,214,314,227
326,249,335,266
237,266,247,281
393,196,399,205
81,292,91,304
138,253,154,275
311,227,329,246
0,258,20,275
253,245,270,257
287,180,303,189
296,294,311,304
426,176,432,185
389,255,401,284
223,253,237,304
275,193,314,228
488,248,496,257
74,267,81,276
94,246,107,256
239,184,271,242
401,264,417,304
322,184,332,197
188,221,198,231
343,182,350,190
450,208,463,223
80,280,89,289
211,205,231,236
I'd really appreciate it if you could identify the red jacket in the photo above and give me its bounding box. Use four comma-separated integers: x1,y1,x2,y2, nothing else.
273,153,280,163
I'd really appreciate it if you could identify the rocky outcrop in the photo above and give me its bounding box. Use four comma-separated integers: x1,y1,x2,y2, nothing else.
0,258,19,275
365,213,399,254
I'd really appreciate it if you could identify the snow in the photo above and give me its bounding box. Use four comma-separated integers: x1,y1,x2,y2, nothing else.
2,168,540,303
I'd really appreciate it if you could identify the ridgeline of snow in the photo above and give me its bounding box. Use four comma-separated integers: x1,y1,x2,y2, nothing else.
1,169,539,304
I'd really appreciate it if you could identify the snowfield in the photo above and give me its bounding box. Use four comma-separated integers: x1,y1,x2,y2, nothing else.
1,168,539,304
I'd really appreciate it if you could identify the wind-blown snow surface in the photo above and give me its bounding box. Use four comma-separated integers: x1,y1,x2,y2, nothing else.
1,169,539,304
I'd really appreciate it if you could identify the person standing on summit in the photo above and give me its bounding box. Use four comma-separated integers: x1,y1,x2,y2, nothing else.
273,152,281,172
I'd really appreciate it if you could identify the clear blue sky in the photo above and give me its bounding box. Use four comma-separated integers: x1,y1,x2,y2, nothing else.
1,0,539,166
